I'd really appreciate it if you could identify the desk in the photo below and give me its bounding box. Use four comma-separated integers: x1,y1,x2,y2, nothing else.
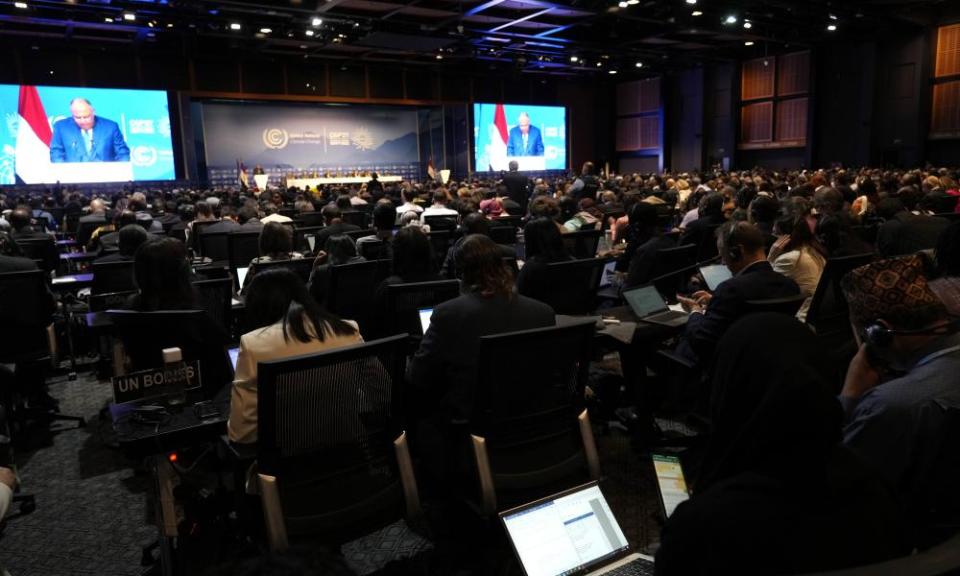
51,273,94,291
59,251,98,273
285,175,402,189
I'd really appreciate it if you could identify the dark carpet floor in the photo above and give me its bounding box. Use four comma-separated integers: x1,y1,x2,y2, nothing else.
0,360,666,575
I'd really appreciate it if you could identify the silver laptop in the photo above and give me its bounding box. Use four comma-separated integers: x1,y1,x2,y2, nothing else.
699,264,732,291
500,481,654,576
418,307,433,335
622,285,688,327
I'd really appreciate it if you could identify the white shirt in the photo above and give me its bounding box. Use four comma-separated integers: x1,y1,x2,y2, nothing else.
421,205,458,222
261,213,292,224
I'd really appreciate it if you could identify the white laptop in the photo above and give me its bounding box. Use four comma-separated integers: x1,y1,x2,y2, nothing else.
500,481,654,576
418,307,433,335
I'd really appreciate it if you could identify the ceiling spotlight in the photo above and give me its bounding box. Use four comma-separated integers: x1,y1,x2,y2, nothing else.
147,21,155,28
596,61,602,67
104,17,113,22
827,24,837,31
609,70,618,75
436,54,443,60
570,55,579,62
743,21,752,29
259,27,272,34
691,10,702,16
305,29,315,36
123,12,136,21
230,22,241,30
166,23,173,28
627,0,639,4
618,1,628,7
829,14,838,20
724,14,737,24
14,2,28,9
635,61,643,68
744,41,754,46
312,17,323,26
685,0,697,4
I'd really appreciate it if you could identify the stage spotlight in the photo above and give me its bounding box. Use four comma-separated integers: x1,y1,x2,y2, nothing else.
692,10,702,16
609,70,618,75
724,14,737,24
618,1,628,7
827,24,837,31
230,22,241,30
570,55,579,62
743,21,752,29
744,41,754,46
685,0,697,4
104,17,113,22
123,12,136,21
306,29,315,36
436,54,443,60
635,61,643,68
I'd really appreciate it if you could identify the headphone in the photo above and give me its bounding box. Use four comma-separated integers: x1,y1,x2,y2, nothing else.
723,221,746,261
863,319,960,348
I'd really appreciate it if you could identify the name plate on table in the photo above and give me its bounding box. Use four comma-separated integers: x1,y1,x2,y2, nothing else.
112,361,202,404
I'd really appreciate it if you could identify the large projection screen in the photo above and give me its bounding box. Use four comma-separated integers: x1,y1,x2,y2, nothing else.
473,102,567,172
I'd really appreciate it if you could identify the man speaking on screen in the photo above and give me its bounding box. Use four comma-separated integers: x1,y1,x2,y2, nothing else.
506,111,544,157
49,98,130,163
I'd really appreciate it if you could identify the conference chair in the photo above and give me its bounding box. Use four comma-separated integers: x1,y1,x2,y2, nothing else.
423,215,458,232
488,225,518,246
805,253,876,338
247,258,315,285
340,211,369,228
76,217,106,247
199,231,229,263
192,277,234,337
15,238,58,274
695,223,722,263
278,207,298,219
536,258,606,315
744,294,808,317
327,259,391,338
190,220,219,257
358,238,390,261
46,207,65,231
227,231,262,276
256,334,421,551
562,228,603,259
426,230,452,272
107,310,231,400
850,224,879,246
343,229,377,241
293,226,324,254
64,212,81,238
91,260,136,295
648,244,698,300
293,212,325,228
468,320,600,516
492,215,522,229
380,280,460,343
0,270,84,428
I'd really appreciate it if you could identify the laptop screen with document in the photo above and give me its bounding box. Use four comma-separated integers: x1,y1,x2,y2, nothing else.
501,482,630,576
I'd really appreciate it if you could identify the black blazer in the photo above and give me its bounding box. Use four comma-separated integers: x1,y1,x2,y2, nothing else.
409,292,555,421
677,260,800,365
680,214,725,249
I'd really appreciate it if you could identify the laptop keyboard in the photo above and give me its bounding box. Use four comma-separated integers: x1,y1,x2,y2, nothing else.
647,310,686,323
604,558,655,576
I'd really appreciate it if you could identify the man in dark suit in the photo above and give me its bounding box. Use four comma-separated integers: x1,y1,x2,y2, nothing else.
237,203,263,232
501,160,532,214
410,234,554,424
875,197,949,257
7,208,49,243
679,193,727,255
624,204,678,290
506,112,544,157
676,221,800,365
49,98,130,163
312,205,361,252
440,213,517,279
95,224,149,264
201,205,241,235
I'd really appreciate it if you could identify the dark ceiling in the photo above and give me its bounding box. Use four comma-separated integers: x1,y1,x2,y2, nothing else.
0,0,953,76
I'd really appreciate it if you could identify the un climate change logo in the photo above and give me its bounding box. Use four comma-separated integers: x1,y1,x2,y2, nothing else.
263,128,289,150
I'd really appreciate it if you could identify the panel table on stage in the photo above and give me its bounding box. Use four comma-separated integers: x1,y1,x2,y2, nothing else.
284,175,403,189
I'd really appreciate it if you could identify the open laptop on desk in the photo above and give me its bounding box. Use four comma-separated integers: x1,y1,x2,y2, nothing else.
501,481,654,576
622,285,688,327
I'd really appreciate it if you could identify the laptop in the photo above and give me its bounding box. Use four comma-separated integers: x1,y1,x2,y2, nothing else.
501,481,654,576
418,307,433,335
699,264,732,291
622,285,688,327
652,454,690,520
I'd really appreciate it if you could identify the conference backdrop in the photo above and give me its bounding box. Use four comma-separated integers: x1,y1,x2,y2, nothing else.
201,102,420,186
0,84,175,185
473,103,567,172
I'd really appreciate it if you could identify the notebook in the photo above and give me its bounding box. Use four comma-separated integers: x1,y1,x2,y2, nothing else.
501,481,654,576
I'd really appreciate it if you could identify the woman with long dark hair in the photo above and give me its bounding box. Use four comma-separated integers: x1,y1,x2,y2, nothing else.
517,217,572,303
228,268,362,444
129,237,197,311
768,198,827,321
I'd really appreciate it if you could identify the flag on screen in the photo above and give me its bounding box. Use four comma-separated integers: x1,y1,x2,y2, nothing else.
237,160,249,189
15,86,53,185
427,158,437,181
493,104,509,145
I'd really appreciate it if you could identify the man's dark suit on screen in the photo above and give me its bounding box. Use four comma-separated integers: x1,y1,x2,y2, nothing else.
50,116,130,163
506,125,544,157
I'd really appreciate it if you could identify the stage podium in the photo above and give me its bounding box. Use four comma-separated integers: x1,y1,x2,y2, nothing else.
49,161,134,184
253,174,269,191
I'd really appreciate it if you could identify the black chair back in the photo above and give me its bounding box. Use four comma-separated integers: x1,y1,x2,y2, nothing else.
91,260,136,295
16,238,58,272
199,231,229,262
328,259,391,336
695,223,722,263
278,207,298,219
294,212,325,228
538,258,606,315
744,295,807,317
89,290,137,313
358,239,389,261
250,258,315,284
649,244,697,297
341,211,369,228
193,277,234,335
227,231,262,274
423,215,458,232
343,229,377,241
64,212,81,236
806,253,876,337
473,321,596,507
257,335,409,543
489,226,518,246
107,309,231,399
562,229,603,259
190,220,219,256
492,215,523,229
0,270,54,362
427,230,451,272
47,207,65,230
76,217,106,247
381,280,460,339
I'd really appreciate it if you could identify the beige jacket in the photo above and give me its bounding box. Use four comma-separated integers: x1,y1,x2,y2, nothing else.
227,318,362,444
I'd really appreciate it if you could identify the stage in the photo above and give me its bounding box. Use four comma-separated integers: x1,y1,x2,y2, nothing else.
283,175,404,189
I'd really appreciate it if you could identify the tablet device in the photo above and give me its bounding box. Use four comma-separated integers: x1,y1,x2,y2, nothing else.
699,264,732,291
652,454,690,519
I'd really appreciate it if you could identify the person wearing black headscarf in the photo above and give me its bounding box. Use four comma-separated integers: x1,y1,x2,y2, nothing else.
655,314,907,576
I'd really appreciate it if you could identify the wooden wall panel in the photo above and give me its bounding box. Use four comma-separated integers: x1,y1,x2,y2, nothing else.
617,78,660,115
777,51,811,96
932,81,960,134
741,58,775,100
741,101,773,143
936,24,960,78
776,97,808,142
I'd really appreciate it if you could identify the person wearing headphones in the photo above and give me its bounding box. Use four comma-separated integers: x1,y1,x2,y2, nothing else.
675,220,800,366
840,254,960,539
